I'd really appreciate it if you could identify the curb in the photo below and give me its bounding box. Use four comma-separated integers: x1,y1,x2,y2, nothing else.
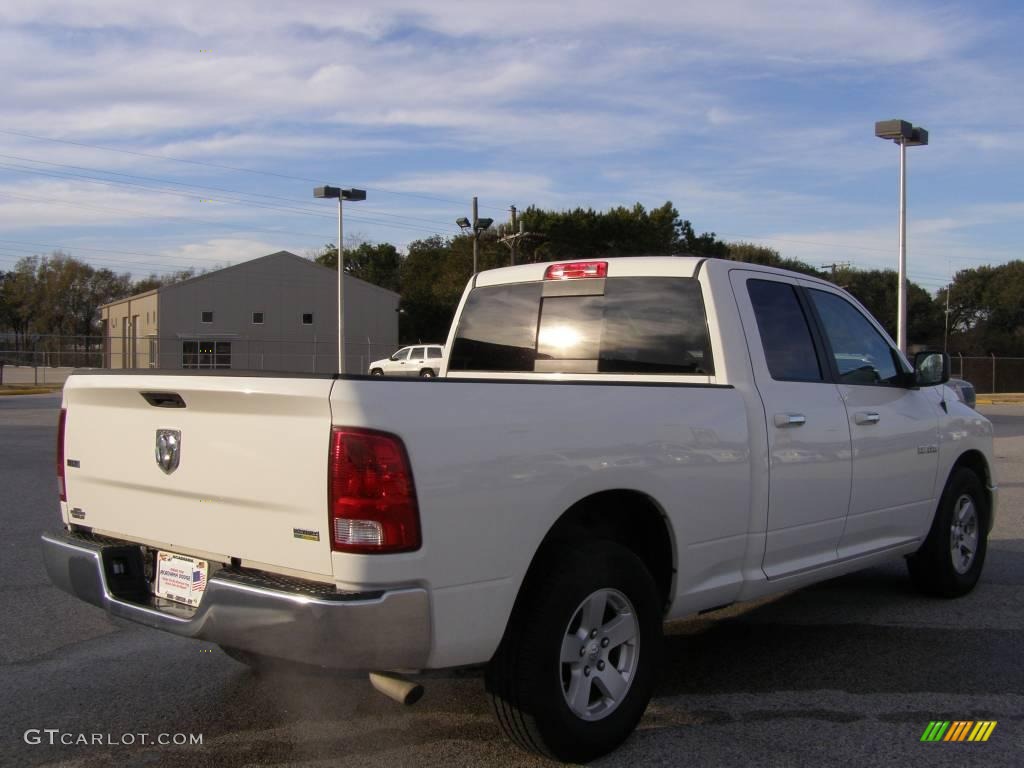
975,396,1024,405
0,387,63,396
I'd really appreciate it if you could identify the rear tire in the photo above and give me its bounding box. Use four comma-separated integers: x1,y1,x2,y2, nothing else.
907,467,989,597
419,369,435,378
486,541,662,763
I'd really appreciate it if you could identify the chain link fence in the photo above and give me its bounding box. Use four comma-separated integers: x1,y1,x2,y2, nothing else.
0,334,402,381
953,355,1024,395
6,335,1024,393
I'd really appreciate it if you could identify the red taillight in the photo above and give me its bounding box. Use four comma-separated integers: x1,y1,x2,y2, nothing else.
57,408,67,502
544,261,608,280
328,427,420,553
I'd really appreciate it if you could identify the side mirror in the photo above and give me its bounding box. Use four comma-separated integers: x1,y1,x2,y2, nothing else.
913,350,950,387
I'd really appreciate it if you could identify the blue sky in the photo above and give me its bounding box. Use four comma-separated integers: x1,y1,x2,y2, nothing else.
1,0,1022,293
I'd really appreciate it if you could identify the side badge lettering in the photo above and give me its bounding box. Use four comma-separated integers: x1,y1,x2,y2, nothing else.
293,528,321,542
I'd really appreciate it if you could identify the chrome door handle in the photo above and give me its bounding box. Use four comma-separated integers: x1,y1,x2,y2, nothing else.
774,413,806,428
855,412,880,425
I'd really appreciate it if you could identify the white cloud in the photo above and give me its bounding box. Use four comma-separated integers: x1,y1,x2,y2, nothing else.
158,237,286,270
0,0,1016,277
376,170,559,206
0,1,974,154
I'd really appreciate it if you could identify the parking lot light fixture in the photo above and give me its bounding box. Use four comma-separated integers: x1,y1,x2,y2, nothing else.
456,199,494,275
314,186,366,372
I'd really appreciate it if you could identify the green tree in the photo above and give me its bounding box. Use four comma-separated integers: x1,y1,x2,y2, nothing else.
942,261,1024,354
399,236,470,343
516,201,722,262
0,257,41,348
131,268,197,294
724,242,821,276
314,241,403,293
0,253,136,344
831,267,942,348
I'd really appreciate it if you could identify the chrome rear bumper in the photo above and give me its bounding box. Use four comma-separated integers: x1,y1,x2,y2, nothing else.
40,530,431,671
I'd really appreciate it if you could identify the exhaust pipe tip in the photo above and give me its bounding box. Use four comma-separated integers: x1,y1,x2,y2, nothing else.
369,671,424,706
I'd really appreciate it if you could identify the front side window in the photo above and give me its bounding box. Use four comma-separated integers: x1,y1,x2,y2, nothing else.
809,289,900,385
448,277,714,374
391,348,410,361
747,279,823,382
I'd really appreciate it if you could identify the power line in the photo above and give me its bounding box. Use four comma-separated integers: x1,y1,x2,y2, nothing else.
0,127,509,212
0,151,463,230
0,187,455,241
0,163,458,237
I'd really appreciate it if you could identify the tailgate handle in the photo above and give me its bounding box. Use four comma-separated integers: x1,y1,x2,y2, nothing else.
140,391,186,408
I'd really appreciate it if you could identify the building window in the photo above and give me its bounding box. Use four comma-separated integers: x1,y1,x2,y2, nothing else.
302,313,314,325
252,312,264,325
182,340,231,369
201,311,213,323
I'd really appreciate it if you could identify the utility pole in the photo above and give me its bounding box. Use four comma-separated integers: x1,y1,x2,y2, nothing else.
820,261,851,276
510,206,518,265
499,204,543,266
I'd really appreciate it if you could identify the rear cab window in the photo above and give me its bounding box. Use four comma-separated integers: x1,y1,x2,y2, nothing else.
448,276,714,376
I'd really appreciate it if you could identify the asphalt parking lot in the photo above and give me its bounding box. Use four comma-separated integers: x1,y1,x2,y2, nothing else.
1,393,1021,767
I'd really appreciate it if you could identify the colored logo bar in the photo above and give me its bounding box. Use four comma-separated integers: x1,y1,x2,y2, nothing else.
921,721,997,742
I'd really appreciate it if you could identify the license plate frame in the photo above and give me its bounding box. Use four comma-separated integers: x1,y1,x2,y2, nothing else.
154,551,208,607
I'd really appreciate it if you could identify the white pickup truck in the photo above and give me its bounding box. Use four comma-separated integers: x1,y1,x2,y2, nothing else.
42,257,996,762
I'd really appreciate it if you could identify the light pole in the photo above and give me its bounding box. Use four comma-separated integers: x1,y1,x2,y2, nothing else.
314,185,366,373
456,196,493,274
874,119,928,355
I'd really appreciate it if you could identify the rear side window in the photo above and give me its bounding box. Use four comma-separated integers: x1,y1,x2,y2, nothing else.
411,346,425,359
747,279,823,382
427,348,443,359
448,277,714,375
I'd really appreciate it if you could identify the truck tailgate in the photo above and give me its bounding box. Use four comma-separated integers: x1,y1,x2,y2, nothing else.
61,374,336,578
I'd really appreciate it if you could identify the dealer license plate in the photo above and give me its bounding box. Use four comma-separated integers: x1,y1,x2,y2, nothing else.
155,551,208,607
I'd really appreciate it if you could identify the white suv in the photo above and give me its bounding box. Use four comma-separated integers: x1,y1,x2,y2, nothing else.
369,344,445,377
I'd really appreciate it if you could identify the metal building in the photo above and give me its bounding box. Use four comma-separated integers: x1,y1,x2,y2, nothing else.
99,251,399,374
